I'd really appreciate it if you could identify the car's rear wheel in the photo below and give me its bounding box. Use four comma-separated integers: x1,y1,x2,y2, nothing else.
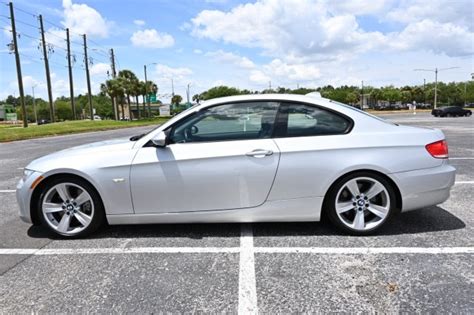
37,177,105,237
326,172,397,235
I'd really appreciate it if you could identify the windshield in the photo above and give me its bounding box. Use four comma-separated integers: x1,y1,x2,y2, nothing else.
329,100,397,125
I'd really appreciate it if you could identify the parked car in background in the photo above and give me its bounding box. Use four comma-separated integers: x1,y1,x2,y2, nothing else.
37,119,50,125
16,94,456,237
432,106,472,117
93,115,102,121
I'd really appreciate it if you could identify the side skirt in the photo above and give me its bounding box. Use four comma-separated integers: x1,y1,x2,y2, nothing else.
106,197,322,225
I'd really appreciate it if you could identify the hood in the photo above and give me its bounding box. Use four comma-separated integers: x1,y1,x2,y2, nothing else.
26,138,135,172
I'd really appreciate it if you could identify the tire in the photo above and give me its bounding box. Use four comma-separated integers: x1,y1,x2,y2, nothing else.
467,112,472,117
37,176,105,238
325,172,398,236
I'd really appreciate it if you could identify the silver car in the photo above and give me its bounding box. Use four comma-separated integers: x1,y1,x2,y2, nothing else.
16,94,456,237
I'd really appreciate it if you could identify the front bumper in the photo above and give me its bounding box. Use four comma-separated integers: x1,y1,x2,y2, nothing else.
16,171,43,223
392,162,456,212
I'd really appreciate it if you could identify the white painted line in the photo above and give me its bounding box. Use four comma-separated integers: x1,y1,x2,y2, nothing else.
0,247,240,255
0,246,473,256
238,224,258,315
254,247,474,254
450,157,474,160
455,181,474,185
0,190,15,193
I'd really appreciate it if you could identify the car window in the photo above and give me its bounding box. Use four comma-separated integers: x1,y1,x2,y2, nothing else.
169,102,279,143
275,103,351,137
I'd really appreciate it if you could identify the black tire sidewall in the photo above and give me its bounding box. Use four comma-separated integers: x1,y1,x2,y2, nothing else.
325,172,397,236
37,176,105,238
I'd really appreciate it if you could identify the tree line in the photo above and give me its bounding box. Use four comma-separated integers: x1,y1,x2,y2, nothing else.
1,78,473,122
194,81,474,108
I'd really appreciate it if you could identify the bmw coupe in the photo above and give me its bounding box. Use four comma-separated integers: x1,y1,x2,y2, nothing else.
17,94,456,237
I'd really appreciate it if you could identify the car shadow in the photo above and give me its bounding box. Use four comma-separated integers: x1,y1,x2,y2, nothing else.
27,206,465,240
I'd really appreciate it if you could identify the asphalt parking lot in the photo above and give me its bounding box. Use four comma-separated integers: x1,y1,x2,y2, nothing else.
0,112,473,313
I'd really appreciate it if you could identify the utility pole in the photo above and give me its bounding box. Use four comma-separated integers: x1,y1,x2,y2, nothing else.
423,78,426,104
9,2,27,127
66,28,76,120
464,81,467,107
269,81,272,91
109,48,118,120
39,14,54,122
414,67,459,109
32,85,38,123
186,83,190,104
144,64,150,117
360,80,364,109
171,78,175,97
83,34,93,120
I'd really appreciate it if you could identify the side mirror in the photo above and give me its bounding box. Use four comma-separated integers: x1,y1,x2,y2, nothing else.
151,131,167,147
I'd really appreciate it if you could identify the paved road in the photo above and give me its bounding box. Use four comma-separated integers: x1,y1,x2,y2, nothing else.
0,113,473,313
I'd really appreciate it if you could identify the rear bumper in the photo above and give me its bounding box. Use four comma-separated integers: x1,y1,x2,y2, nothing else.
392,163,456,212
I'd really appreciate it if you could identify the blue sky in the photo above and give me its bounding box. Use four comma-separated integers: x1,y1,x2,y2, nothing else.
0,0,472,102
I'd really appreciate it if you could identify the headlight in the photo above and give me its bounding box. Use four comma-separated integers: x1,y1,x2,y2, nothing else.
22,169,35,182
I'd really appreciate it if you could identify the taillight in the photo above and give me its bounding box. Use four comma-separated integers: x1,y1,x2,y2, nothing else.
426,140,449,159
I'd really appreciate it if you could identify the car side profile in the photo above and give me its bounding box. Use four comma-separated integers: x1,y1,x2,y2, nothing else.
431,106,472,117
17,94,456,237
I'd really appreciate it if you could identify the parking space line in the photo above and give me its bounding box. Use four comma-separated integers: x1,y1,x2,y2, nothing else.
455,181,474,184
238,224,258,315
254,247,474,254
1,246,472,256
450,157,474,160
0,190,15,193
0,247,240,255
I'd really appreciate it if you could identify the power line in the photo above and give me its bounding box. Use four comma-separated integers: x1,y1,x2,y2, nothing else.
13,5,37,18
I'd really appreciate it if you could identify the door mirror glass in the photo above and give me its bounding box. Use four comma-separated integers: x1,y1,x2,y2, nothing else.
151,131,167,147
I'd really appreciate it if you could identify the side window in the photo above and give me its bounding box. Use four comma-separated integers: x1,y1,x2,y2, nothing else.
169,102,279,143
276,103,351,137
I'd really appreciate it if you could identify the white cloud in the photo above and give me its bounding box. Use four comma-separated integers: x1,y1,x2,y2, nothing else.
154,64,193,80
249,70,270,84
62,0,111,38
193,49,203,54
205,50,255,69
90,62,110,76
130,29,175,48
190,0,385,60
133,19,146,26
190,0,473,60
264,59,321,81
326,0,391,15
386,0,473,31
388,20,473,57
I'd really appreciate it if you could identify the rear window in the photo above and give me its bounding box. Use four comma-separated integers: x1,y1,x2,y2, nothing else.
275,103,351,137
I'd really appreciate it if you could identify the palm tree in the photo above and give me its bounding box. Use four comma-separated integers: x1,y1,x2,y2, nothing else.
139,81,148,118
118,70,139,120
101,78,125,120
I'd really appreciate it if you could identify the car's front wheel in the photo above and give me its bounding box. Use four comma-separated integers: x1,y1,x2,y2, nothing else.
37,176,105,237
326,172,397,235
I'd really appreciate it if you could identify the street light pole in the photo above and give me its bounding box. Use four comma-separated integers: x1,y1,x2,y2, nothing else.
32,85,38,123
414,67,459,109
186,83,191,104
144,62,157,117
144,64,149,117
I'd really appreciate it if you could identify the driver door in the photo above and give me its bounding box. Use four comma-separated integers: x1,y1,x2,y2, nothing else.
130,101,281,213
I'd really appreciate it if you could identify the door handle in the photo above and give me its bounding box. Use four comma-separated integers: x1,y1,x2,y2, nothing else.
245,149,273,158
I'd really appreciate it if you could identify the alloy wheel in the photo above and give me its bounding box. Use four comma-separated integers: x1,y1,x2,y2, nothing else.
42,182,95,235
335,177,390,231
